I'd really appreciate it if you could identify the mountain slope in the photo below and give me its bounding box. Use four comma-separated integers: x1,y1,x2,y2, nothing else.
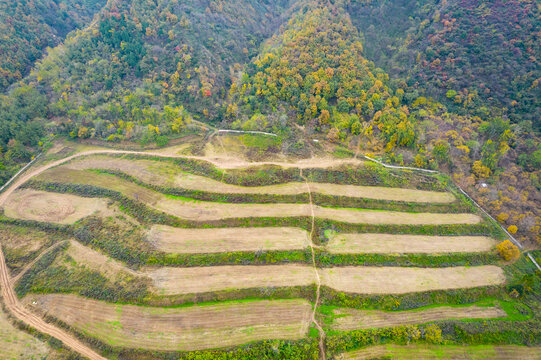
346,0,540,125
227,2,410,149
0,0,108,91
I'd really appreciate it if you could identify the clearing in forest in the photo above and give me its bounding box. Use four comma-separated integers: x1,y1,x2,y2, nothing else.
337,344,541,360
64,155,455,203
2,189,108,224
329,305,506,331
320,266,505,294
326,233,498,254
149,225,310,253
23,294,312,351
146,264,316,295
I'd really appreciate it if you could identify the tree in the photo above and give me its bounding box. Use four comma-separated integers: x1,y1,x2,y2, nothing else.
496,240,520,261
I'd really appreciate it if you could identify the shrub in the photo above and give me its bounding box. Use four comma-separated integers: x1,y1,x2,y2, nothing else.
496,240,520,261
508,225,518,234
423,324,443,344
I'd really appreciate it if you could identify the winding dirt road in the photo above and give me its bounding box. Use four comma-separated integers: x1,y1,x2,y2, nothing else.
0,148,365,359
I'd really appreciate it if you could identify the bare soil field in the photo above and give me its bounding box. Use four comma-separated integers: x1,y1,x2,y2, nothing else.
64,155,454,203
0,308,50,359
330,305,506,331
149,225,310,253
146,265,316,295
320,266,505,294
326,234,498,254
23,294,312,351
2,189,108,224
338,345,541,360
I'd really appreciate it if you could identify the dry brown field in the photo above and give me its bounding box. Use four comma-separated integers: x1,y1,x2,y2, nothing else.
64,241,137,279
326,234,498,254
22,294,312,351
64,155,454,203
149,225,310,253
158,199,480,224
320,266,505,294
34,167,478,225
3,189,108,224
146,264,316,295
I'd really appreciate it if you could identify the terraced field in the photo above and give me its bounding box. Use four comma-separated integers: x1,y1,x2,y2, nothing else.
338,345,541,360
329,305,506,331
0,146,539,360
23,294,312,351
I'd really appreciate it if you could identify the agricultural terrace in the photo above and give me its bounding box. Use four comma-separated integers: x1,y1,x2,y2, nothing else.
63,155,455,203
30,168,479,225
0,146,539,360
337,345,541,360
328,304,506,331
326,233,499,254
23,294,312,351
149,225,310,253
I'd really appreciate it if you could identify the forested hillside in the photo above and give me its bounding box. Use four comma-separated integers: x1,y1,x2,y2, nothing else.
346,0,540,125
0,0,297,183
0,0,108,91
0,0,539,246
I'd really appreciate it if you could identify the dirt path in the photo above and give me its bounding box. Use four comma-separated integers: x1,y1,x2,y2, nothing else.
0,246,107,360
10,241,68,285
301,169,326,360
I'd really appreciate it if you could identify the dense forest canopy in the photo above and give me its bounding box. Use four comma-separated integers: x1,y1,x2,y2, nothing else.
0,0,539,245
0,0,108,91
346,0,540,124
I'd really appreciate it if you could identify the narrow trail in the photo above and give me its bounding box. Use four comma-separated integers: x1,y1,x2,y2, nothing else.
300,169,326,360
10,241,68,286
